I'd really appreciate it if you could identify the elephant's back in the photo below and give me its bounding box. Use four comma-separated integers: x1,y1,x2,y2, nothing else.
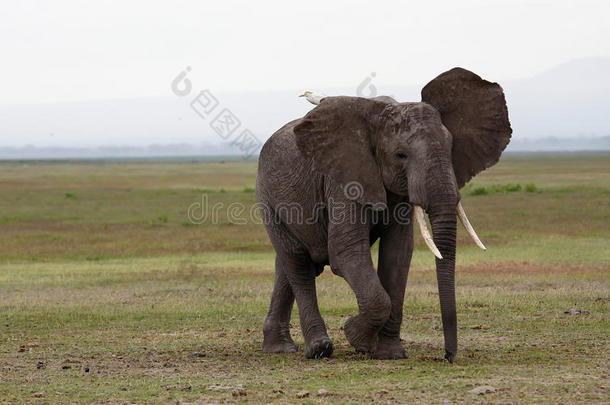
258,119,303,170
257,118,311,200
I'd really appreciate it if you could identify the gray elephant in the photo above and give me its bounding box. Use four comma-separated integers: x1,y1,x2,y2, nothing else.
256,68,511,362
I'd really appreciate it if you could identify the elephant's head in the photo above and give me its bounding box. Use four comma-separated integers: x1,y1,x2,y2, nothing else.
294,68,512,361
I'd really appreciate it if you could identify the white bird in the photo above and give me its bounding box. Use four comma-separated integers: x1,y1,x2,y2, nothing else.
299,91,326,105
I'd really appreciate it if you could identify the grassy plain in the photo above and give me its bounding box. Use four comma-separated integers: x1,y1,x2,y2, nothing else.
0,153,608,403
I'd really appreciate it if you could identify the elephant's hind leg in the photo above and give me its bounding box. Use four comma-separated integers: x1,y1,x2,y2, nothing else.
280,253,333,359
262,263,298,354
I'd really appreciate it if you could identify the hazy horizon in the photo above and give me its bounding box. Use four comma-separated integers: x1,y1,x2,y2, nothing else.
1,1,609,154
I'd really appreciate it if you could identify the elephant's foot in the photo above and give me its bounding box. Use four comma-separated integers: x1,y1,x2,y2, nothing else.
304,336,333,359
344,315,379,353
371,336,407,359
262,324,298,353
262,338,298,354
445,349,457,363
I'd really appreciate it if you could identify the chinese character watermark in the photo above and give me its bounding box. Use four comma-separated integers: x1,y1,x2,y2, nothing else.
171,66,262,159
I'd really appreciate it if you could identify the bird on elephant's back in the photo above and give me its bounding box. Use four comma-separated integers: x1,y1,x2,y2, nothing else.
256,68,512,362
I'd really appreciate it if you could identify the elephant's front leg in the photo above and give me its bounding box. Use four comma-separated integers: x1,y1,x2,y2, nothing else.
373,221,413,359
329,226,392,354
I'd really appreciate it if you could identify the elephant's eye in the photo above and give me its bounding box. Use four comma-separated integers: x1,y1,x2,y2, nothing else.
395,152,407,160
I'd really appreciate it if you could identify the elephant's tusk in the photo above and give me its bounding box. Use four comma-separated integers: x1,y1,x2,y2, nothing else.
457,201,487,251
413,205,443,260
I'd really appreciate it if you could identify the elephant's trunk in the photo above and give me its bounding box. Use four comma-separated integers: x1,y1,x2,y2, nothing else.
428,200,458,362
410,151,460,362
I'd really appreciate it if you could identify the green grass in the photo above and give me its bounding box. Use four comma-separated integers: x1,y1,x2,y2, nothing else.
468,183,523,195
0,153,608,403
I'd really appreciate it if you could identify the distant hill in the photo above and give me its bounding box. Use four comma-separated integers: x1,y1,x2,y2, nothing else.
0,57,609,157
385,57,610,145
503,57,610,141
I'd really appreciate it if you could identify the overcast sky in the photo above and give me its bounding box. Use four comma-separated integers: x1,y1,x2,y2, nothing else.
1,0,609,104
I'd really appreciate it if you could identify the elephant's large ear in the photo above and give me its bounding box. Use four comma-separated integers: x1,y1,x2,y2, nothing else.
294,96,387,209
421,68,512,188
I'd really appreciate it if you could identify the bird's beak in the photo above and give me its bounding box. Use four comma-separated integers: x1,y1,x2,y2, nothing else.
298,93,306,97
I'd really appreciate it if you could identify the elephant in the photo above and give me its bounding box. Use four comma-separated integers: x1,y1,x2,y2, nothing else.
255,68,511,362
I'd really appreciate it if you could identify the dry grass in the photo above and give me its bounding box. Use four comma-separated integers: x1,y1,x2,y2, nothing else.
0,153,608,403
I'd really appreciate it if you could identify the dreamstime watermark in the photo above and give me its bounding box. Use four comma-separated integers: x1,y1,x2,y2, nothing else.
171,66,262,159
186,182,412,227
356,72,396,100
